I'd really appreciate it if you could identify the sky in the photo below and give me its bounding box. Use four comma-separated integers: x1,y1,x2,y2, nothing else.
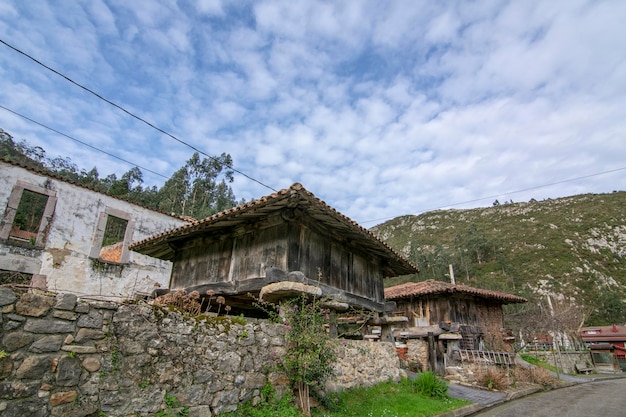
0,0,625,226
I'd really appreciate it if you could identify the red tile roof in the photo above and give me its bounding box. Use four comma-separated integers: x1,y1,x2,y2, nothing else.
130,183,419,277
384,280,527,304
581,325,626,342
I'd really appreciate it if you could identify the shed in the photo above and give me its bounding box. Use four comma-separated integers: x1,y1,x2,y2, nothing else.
131,183,418,314
384,280,526,373
385,280,526,349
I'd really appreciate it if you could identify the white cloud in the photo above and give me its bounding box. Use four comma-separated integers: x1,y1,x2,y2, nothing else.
0,0,624,225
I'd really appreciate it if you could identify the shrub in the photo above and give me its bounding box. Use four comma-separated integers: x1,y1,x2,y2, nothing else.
474,366,509,391
256,291,335,416
513,366,558,388
220,384,301,417
412,372,449,399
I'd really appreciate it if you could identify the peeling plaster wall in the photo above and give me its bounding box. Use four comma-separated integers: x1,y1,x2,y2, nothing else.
0,162,188,299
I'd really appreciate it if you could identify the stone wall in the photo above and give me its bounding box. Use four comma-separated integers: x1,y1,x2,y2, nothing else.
329,340,402,391
0,288,403,417
406,339,429,372
525,351,593,375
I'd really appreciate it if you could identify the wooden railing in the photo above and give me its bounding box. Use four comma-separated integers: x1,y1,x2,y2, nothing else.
458,349,515,366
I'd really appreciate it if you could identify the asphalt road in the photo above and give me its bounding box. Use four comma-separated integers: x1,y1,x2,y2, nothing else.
473,378,626,417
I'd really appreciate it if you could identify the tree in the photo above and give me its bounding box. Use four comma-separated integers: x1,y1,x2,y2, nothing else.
1,128,238,217
0,129,46,169
157,152,236,218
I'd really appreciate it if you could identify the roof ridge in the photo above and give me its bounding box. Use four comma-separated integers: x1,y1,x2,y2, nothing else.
1,159,188,221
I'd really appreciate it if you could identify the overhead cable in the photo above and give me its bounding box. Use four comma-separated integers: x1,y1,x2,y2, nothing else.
0,38,278,192
0,104,169,179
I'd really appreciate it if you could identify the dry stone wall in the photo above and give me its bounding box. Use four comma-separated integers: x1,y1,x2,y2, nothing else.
0,288,403,417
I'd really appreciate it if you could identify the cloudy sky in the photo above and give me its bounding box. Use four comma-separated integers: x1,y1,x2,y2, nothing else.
1,1,625,226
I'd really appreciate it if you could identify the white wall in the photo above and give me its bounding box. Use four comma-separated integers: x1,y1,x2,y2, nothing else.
0,162,188,299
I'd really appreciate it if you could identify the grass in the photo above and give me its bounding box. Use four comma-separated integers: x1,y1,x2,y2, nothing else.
520,353,559,373
219,378,469,417
312,378,469,417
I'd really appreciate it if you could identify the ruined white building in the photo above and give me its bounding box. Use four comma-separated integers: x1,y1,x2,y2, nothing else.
0,160,189,299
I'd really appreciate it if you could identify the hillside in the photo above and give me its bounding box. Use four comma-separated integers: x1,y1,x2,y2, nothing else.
371,191,626,327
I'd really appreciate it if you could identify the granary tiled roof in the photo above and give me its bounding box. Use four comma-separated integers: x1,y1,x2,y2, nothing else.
130,183,419,277
384,280,527,304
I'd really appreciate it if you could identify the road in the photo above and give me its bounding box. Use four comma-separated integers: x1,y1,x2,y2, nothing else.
472,378,626,417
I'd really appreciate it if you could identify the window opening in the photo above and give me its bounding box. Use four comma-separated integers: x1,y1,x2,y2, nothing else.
99,215,129,263
9,189,48,244
90,207,134,265
1,181,57,247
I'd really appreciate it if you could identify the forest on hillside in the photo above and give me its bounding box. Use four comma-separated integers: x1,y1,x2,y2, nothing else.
0,128,239,219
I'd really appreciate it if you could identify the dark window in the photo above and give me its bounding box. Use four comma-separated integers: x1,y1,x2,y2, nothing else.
9,189,48,244
1,181,57,247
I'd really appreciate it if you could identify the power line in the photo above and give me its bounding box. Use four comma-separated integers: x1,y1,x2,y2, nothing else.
0,38,278,193
360,166,626,225
0,104,169,180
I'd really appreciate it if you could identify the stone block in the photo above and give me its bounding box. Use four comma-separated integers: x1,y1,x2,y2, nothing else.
55,357,81,386
49,390,77,406
77,310,103,329
54,293,77,311
29,335,64,353
3,332,35,351
189,405,212,417
0,398,46,417
0,288,16,306
15,293,54,317
61,345,97,354
24,319,75,334
52,310,79,320
15,356,51,380
89,301,118,310
0,381,39,399
75,328,105,342
81,357,101,372
74,302,89,314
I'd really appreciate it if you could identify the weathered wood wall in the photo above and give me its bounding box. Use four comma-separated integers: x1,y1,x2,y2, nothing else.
395,295,505,329
169,212,385,303
170,220,289,288
288,220,383,302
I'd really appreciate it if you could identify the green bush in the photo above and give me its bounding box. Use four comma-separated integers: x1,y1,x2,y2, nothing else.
412,372,449,399
220,384,302,417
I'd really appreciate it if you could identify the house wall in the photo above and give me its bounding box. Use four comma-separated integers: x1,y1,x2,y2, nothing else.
0,162,188,299
169,213,385,304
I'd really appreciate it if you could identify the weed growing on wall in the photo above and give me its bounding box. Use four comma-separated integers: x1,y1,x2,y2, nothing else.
258,293,336,416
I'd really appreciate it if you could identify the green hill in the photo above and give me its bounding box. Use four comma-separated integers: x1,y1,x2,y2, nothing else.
371,191,626,327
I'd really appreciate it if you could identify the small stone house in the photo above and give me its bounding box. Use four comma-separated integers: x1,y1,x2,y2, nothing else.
384,280,526,373
0,160,189,299
131,183,418,316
